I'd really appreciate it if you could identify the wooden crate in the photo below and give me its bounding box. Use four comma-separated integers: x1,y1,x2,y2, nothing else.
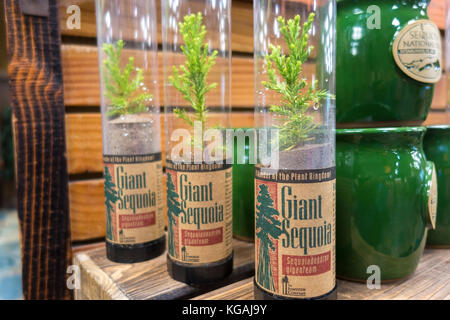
74,244,450,300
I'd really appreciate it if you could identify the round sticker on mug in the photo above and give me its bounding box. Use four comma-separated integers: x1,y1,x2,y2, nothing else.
393,20,442,84
428,164,438,230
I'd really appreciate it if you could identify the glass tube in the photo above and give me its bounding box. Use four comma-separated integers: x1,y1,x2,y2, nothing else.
254,0,337,300
161,0,233,284
96,0,165,263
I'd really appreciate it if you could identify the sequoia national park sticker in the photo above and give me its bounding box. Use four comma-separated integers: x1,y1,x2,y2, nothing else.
393,20,442,83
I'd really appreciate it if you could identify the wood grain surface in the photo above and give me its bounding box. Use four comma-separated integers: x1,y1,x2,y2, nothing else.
428,0,447,29
69,175,169,242
74,238,254,300
5,0,72,299
58,0,447,51
61,44,256,108
59,0,255,53
69,179,105,241
192,278,255,300
74,247,449,300
66,109,448,176
61,44,447,110
65,112,255,174
193,249,450,300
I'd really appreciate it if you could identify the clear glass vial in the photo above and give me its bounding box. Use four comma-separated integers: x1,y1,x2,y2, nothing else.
161,0,233,285
253,0,337,299
96,0,165,263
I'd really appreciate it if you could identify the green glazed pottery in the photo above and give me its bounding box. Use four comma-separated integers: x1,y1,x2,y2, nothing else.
336,127,437,281
232,128,255,241
336,0,442,124
424,125,450,247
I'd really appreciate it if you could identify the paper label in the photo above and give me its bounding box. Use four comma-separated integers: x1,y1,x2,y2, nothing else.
393,20,442,83
166,161,233,264
254,166,336,298
428,164,438,229
103,153,164,245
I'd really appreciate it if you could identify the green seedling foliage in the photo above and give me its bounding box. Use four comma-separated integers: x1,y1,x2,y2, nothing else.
102,39,152,117
169,12,218,133
263,14,333,151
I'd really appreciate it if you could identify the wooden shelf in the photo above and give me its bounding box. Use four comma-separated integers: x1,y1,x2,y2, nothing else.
194,249,450,300
74,238,254,300
74,245,450,300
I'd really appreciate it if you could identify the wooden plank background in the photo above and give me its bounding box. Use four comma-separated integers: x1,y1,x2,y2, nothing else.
58,0,449,242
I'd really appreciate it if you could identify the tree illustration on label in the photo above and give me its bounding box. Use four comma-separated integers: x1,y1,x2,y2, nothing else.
182,246,186,261
167,172,185,258
256,183,282,292
104,166,119,241
282,275,289,295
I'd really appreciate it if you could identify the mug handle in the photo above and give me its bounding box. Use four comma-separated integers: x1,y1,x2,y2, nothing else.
423,161,438,230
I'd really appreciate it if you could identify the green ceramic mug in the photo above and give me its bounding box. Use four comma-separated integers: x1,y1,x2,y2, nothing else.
336,127,437,281
424,125,450,247
336,0,442,124
232,128,255,242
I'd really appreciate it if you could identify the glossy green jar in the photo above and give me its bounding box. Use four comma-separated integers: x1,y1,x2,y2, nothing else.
336,0,441,124
424,125,450,247
232,128,255,241
336,127,437,281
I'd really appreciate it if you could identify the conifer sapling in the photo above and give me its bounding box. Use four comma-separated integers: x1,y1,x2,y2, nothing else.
102,40,152,117
169,13,218,133
263,14,333,151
